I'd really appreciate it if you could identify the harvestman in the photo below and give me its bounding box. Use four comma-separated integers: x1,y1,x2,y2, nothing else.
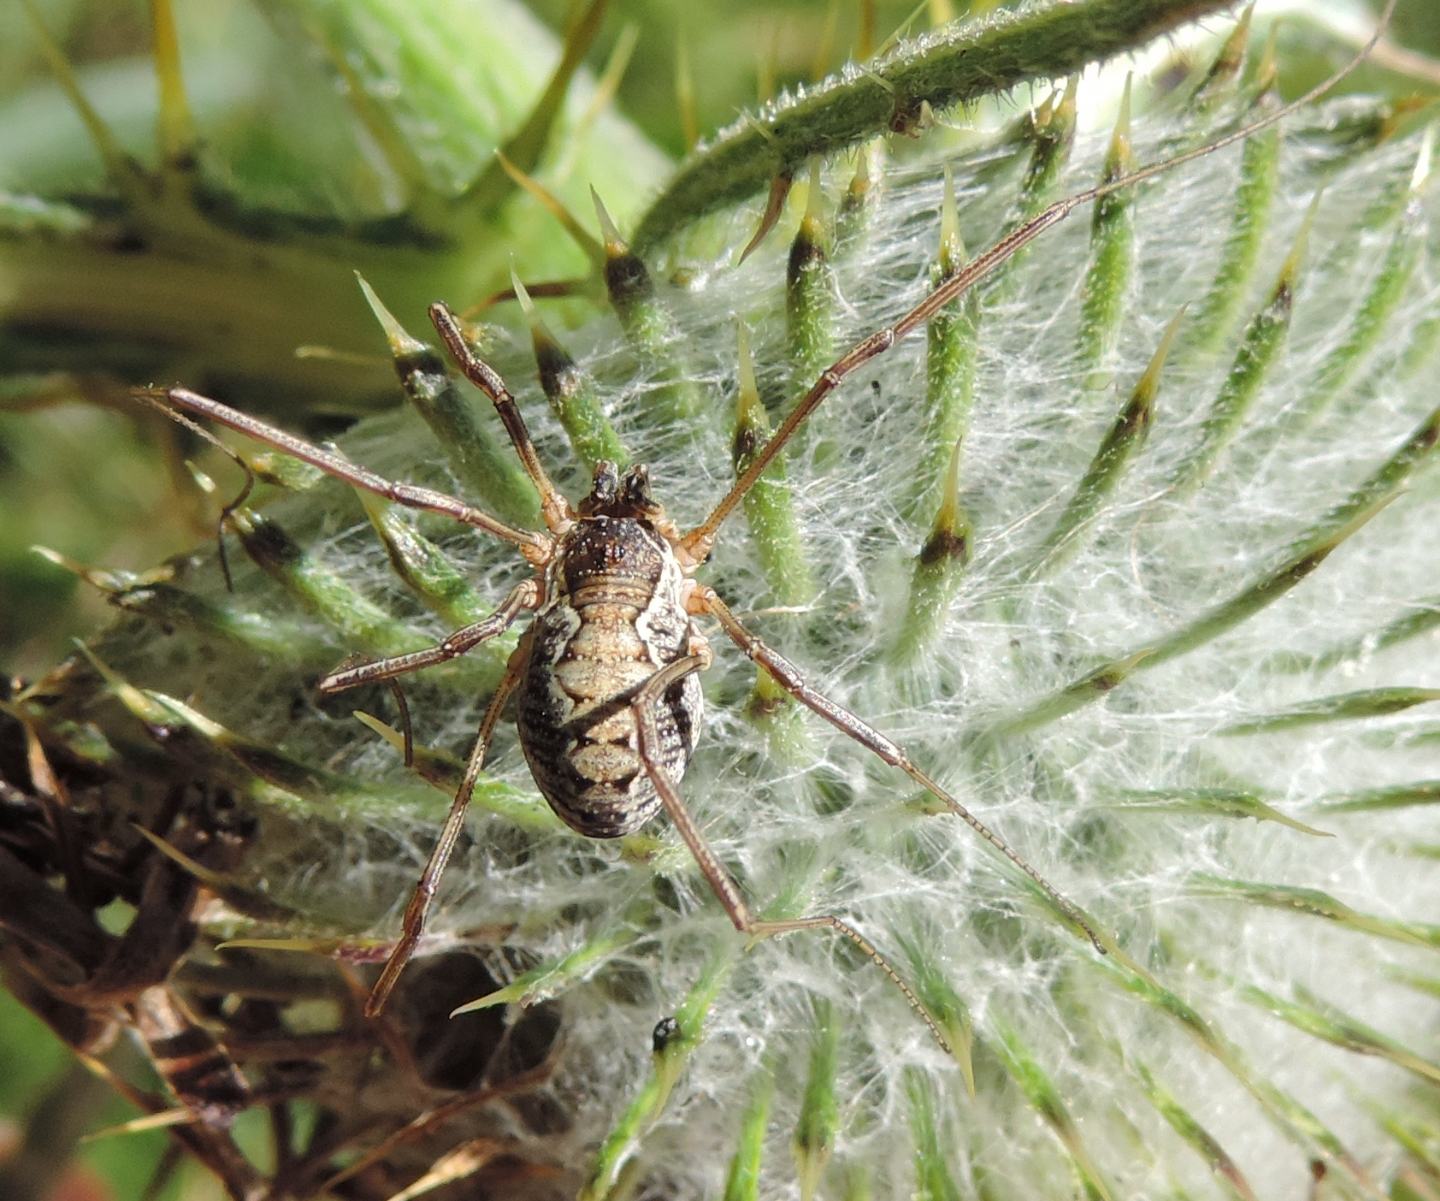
142,10,1392,1050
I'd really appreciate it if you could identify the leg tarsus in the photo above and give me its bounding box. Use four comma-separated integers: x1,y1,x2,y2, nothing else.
144,386,548,557
317,580,536,694
628,656,951,1054
428,302,573,532
363,639,529,1018
695,584,1107,955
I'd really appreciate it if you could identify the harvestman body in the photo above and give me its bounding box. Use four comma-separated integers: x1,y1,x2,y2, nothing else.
517,489,703,840
144,11,1391,1049
154,303,1087,1051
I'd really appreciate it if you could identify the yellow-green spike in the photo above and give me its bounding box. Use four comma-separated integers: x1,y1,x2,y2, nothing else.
451,923,635,1015
993,1025,1115,1201
495,152,604,266
756,23,778,105
356,488,497,629
1105,787,1332,838
736,321,760,408
561,23,639,173
512,271,547,336
594,187,701,421
514,268,628,468
1176,21,1281,367
894,437,972,666
292,344,390,369
734,320,815,611
32,545,135,595
384,1139,507,1201
857,0,876,61
591,185,628,258
356,272,426,359
462,0,613,214
1191,1,1255,109
1033,306,1183,576
1220,687,1440,736
1077,71,1135,390
1132,1059,1260,1201
939,164,962,276
130,825,296,923
895,930,977,1096
1242,984,1440,1085
836,139,882,248
1290,128,1433,429
20,0,145,199
802,157,825,233
1254,16,1278,95
1173,193,1318,493
32,545,314,661
72,639,182,731
787,159,836,390
925,437,971,569
356,275,539,523
907,165,978,522
348,711,556,833
149,0,197,168
80,1109,198,1142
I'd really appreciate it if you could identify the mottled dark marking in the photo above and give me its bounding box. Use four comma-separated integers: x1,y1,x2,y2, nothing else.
518,515,702,838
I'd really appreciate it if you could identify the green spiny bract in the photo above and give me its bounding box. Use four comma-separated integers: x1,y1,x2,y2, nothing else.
5,4,1439,1200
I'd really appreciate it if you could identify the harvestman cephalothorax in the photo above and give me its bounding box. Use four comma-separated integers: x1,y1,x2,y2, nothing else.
139,2,1396,1052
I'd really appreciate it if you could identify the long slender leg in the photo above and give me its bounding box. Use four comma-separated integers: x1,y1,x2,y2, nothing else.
428,302,572,532
132,390,257,590
678,4,1396,564
695,585,1106,953
317,580,537,694
141,387,551,561
629,655,952,1055
365,636,530,1018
